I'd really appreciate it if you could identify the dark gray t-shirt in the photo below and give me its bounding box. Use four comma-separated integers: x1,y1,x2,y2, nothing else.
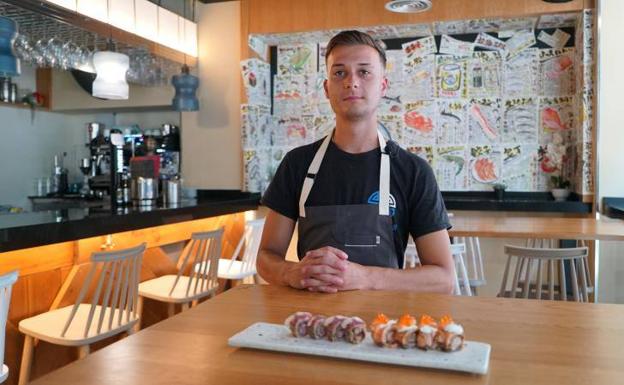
261,138,451,268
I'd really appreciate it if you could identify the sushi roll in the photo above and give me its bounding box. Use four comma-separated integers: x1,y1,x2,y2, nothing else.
342,316,367,344
393,314,418,349
284,311,312,337
307,314,327,339
324,315,348,341
436,315,465,352
370,313,398,348
416,314,438,350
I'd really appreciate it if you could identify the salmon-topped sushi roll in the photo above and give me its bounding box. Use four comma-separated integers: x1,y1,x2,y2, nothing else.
324,315,348,341
342,316,367,344
416,314,438,350
307,314,327,339
370,314,398,348
284,311,312,337
435,315,465,352
394,314,418,349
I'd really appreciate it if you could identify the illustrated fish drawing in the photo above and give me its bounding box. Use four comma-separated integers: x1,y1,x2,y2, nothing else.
443,155,465,176
404,110,433,133
542,107,567,131
470,104,497,140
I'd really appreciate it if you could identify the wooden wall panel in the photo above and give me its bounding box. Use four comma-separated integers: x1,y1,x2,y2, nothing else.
243,0,586,35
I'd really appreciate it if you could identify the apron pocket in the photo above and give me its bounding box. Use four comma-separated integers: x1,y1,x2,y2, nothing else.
344,234,380,248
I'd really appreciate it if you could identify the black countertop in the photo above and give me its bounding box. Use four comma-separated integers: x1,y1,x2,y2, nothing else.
0,191,261,253
442,191,593,213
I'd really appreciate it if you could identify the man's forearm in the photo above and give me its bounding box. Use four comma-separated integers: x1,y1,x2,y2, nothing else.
361,264,455,294
257,250,297,287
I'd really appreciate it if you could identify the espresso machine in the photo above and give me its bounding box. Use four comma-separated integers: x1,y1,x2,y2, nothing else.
84,123,128,206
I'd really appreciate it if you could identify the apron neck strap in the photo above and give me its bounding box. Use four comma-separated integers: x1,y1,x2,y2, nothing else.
299,129,391,218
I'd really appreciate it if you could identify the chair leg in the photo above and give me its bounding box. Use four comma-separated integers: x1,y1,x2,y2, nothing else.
181,302,190,311
133,296,144,334
167,302,175,317
77,344,90,359
191,299,199,307
18,335,34,385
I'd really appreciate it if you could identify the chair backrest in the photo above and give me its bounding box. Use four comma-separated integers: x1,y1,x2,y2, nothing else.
62,243,145,338
453,236,486,287
0,270,18,371
499,245,589,302
450,243,472,296
403,242,420,269
224,218,265,274
172,227,224,297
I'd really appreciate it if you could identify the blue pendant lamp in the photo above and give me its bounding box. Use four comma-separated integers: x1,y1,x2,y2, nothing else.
172,64,199,111
172,0,199,111
0,15,20,77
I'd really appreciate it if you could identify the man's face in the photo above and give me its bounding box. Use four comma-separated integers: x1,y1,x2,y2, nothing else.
324,44,388,122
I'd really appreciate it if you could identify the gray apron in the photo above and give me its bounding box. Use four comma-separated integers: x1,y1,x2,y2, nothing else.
297,130,399,268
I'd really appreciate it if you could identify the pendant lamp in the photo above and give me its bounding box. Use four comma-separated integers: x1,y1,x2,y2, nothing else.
172,64,199,111
0,15,20,77
172,0,199,111
92,41,129,100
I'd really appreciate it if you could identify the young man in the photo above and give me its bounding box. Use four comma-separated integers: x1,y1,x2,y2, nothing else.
257,30,454,294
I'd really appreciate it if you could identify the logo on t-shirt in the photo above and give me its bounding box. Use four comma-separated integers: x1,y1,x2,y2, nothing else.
367,191,397,217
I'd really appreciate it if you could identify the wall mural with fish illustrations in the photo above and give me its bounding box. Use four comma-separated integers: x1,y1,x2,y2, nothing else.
240,11,595,196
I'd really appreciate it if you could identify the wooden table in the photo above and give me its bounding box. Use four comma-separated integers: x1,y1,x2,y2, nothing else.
31,285,624,385
448,215,624,241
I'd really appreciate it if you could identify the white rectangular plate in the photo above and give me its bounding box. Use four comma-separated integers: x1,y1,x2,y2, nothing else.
228,322,491,375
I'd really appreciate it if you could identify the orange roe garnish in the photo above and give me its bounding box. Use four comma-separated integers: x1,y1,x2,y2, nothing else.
398,314,416,327
439,315,454,329
419,314,437,327
371,313,389,328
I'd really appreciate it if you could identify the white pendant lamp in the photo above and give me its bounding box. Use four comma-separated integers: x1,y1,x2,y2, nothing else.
92,47,129,100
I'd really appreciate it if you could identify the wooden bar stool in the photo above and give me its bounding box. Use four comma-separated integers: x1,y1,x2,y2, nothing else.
18,244,145,385
135,228,223,331
498,245,590,301
0,271,18,384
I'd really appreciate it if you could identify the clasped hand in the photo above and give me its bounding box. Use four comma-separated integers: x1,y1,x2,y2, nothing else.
286,246,367,293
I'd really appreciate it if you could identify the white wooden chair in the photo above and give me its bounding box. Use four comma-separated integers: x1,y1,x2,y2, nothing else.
524,238,594,296
403,242,420,269
452,237,486,293
0,271,18,384
403,241,471,296
136,228,223,330
18,244,145,385
194,218,265,284
450,243,472,296
498,245,590,301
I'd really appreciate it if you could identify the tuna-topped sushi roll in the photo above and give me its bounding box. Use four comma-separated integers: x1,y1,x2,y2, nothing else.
324,315,348,341
284,311,312,337
416,314,438,350
394,314,418,349
435,315,465,352
370,313,398,348
307,314,327,339
342,316,367,344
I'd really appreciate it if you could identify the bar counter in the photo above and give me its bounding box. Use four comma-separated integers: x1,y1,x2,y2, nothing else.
0,191,261,252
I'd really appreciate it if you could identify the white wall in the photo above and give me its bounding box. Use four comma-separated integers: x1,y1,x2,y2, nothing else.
181,1,242,189
596,0,624,303
0,64,114,209
0,65,181,211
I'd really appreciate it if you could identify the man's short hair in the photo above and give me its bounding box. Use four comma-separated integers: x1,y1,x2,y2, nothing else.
325,30,387,67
